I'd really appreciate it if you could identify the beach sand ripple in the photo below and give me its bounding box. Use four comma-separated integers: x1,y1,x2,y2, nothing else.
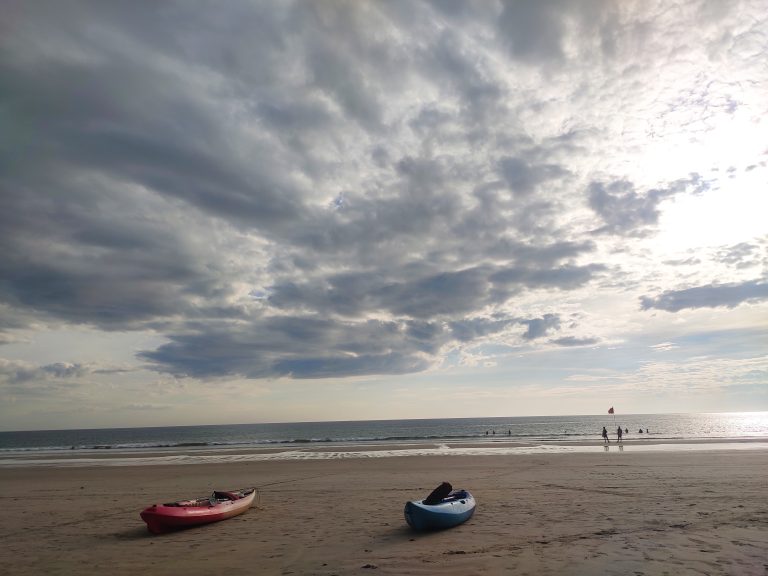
1,450,766,575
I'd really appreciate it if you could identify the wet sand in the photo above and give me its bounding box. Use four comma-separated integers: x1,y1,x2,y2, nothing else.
1,447,767,575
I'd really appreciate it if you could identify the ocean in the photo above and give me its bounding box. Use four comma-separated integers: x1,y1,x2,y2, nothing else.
2,412,767,454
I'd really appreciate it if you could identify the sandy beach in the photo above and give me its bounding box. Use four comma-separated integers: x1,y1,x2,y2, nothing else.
1,446,767,576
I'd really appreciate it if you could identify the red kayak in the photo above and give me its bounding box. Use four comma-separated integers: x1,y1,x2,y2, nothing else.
140,487,256,534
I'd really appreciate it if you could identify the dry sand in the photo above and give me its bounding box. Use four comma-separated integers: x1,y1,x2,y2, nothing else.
1,447,767,575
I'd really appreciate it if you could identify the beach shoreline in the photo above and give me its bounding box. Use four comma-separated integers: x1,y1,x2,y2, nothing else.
2,437,768,467
2,447,767,575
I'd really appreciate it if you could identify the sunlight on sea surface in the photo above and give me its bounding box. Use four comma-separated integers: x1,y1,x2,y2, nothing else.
728,412,768,434
1,412,767,456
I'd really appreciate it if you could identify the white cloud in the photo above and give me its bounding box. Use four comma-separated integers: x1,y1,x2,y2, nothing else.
1,0,766,427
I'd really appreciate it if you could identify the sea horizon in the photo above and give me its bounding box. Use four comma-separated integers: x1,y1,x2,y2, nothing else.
2,412,767,460
4,409,766,434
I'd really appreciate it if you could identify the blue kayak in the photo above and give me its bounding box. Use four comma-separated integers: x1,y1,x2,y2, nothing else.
404,489,476,531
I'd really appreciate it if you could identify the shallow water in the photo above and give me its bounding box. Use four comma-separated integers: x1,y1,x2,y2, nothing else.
1,412,766,456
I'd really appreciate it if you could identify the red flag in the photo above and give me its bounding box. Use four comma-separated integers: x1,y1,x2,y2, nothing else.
608,407,614,414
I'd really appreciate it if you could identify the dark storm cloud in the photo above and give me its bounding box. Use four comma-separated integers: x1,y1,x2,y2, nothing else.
588,180,668,236
498,157,569,197
588,175,706,236
449,316,518,343
1,43,307,228
139,316,437,379
640,280,768,312
0,173,246,328
491,264,606,292
4,1,756,383
498,0,568,62
141,308,573,379
0,0,599,368
1,2,309,329
266,260,604,322
497,0,619,64
384,268,494,318
521,314,561,340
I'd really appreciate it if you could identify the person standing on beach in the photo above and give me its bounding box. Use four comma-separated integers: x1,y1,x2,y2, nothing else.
617,426,623,443
602,427,609,444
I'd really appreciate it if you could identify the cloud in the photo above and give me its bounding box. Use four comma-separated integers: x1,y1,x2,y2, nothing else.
0,360,88,384
140,310,572,379
122,403,172,412
497,0,569,63
521,314,561,340
449,316,518,343
41,362,88,379
641,279,768,312
139,316,436,379
564,353,768,394
649,342,679,352
715,241,766,270
1,0,766,389
588,175,705,236
498,156,569,196
551,336,600,347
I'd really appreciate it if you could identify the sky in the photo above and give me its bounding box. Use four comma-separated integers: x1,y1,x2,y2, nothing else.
1,0,767,431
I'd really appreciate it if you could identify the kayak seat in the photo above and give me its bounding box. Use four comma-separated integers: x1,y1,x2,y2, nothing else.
213,491,240,501
423,481,453,505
